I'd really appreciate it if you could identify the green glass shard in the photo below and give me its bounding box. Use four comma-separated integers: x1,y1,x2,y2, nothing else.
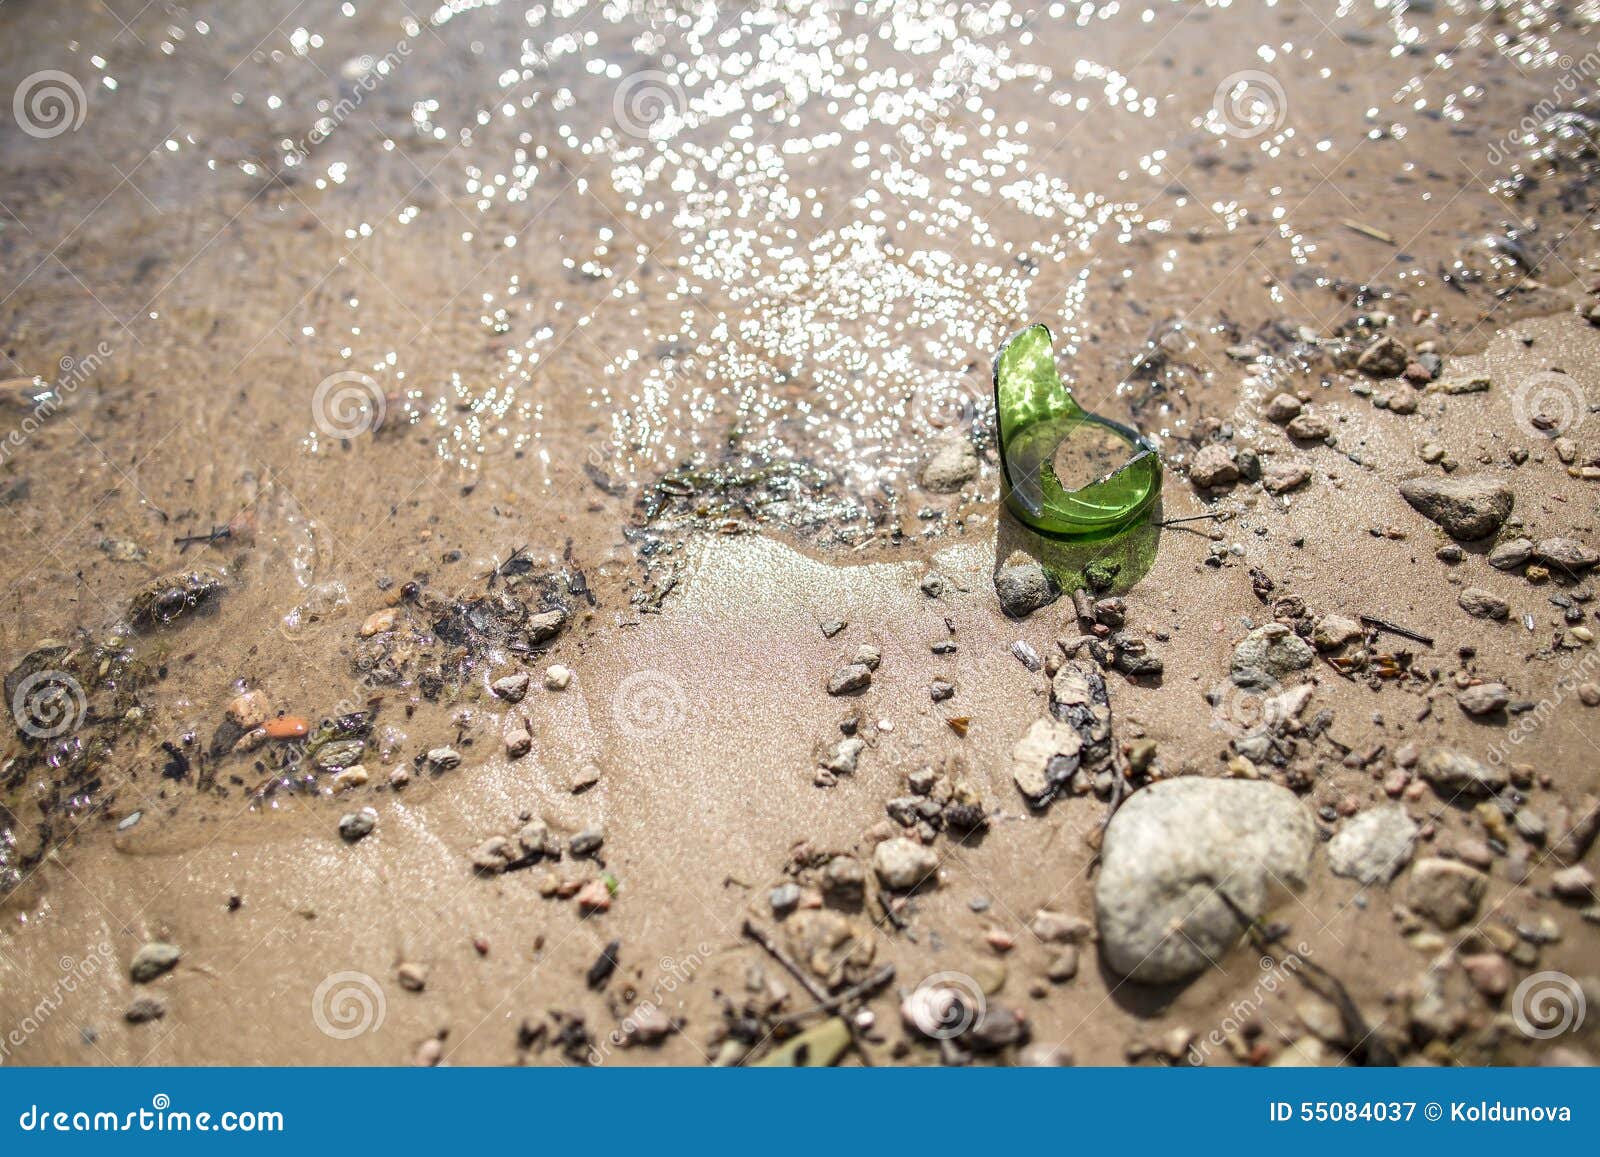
994,324,1162,541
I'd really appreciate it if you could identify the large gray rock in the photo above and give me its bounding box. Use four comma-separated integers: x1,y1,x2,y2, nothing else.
1095,778,1315,984
1398,474,1513,540
1327,805,1416,885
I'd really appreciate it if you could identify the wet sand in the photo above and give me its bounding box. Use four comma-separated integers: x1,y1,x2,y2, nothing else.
2,0,1599,1065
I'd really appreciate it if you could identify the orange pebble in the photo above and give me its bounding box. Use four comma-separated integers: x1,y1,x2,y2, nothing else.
263,715,309,739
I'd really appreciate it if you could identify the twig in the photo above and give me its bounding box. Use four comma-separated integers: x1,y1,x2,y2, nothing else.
1341,218,1396,245
173,525,231,551
742,918,828,1003
1158,512,1229,527
742,918,875,1066
1216,890,1396,1067
773,964,895,1027
1359,615,1434,648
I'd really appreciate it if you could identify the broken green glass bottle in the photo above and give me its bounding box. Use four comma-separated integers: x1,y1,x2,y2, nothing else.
994,323,1162,541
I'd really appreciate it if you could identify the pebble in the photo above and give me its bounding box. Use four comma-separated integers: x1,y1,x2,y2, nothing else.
1311,614,1363,651
1231,622,1315,679
338,807,378,843
397,962,428,992
872,837,938,891
1488,538,1534,570
1326,804,1417,885
330,765,369,792
920,432,979,492
505,729,532,759
929,678,955,702
571,763,601,792
426,746,462,770
1046,946,1080,983
1029,909,1093,944
769,883,801,917
569,826,605,857
994,559,1056,619
359,607,398,637
1095,778,1313,983
1456,682,1510,716
526,608,568,643
1406,858,1486,929
820,737,865,774
544,664,572,690
124,995,167,1024
1580,683,1600,707
575,879,612,912
1264,393,1303,424
470,837,516,874
1417,747,1507,796
129,942,181,984
1458,587,1510,621
492,672,530,702
1008,716,1083,806
1551,865,1595,900
1397,474,1514,540
1459,953,1511,998
1286,412,1331,441
1261,461,1311,494
1357,335,1409,378
1532,537,1600,573
1017,1042,1074,1066
226,690,270,730
826,663,872,695
1188,443,1239,489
